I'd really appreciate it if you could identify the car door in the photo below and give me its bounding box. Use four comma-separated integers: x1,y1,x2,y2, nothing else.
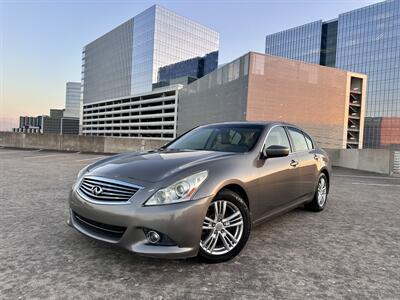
254,126,300,218
286,127,318,200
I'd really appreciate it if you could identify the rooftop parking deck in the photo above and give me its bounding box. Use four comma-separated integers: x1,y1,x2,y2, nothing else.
0,148,399,299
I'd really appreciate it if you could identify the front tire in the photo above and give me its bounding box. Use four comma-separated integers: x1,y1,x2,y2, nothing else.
198,189,251,263
305,173,328,212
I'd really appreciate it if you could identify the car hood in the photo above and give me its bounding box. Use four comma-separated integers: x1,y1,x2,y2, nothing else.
87,150,236,183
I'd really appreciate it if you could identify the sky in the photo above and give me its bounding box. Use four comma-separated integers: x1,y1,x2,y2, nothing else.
0,0,380,130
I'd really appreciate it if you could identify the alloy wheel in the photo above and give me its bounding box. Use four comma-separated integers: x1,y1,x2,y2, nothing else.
200,200,244,255
317,177,327,207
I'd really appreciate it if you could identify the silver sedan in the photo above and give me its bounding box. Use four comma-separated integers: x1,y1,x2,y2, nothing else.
68,122,330,262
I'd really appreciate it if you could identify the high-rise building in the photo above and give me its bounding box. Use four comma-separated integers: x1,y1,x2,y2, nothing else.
265,21,323,65
64,82,81,118
81,5,219,105
157,51,219,84
265,0,400,148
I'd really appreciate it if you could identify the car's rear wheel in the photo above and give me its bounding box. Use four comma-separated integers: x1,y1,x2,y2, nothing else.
198,189,251,263
305,173,328,212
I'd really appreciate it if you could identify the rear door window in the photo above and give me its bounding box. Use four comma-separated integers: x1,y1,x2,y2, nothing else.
287,127,309,152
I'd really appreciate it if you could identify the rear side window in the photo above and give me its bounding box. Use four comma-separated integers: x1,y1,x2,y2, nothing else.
287,127,309,152
304,133,314,150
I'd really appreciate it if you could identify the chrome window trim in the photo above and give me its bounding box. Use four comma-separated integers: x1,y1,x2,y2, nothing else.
76,175,144,205
302,131,315,150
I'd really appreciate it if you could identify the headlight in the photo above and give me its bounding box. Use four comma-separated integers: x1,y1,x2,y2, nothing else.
145,171,208,206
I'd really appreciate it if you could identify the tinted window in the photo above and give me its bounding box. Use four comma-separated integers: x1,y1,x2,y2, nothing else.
166,125,263,153
304,133,314,150
287,127,309,152
265,126,291,150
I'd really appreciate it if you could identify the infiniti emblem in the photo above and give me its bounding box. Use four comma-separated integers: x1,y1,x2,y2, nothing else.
92,185,103,196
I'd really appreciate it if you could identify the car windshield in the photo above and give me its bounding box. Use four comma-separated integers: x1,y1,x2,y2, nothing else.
165,125,263,153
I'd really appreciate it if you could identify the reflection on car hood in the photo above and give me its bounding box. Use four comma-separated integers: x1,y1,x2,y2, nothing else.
87,150,235,183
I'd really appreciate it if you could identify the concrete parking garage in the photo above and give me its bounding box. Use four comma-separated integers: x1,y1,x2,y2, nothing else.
0,148,399,299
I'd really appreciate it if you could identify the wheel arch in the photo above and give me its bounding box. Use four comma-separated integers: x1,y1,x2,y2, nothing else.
218,183,250,210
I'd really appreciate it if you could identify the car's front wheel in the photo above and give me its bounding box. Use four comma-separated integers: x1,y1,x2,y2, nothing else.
198,189,251,263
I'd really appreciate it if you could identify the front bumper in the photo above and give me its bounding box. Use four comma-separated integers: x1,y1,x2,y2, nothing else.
68,189,213,259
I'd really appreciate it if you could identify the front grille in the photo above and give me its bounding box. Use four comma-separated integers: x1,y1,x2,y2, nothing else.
72,211,127,240
79,176,139,202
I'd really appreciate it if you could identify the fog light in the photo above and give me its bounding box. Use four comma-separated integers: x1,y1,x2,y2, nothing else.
146,230,160,244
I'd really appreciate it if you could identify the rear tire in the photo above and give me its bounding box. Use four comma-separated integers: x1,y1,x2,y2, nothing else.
305,173,328,212
198,189,251,263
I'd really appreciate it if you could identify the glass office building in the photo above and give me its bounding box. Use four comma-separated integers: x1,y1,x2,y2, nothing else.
157,51,218,83
64,82,81,118
320,20,338,67
265,0,400,148
335,0,400,148
264,21,323,64
82,20,134,104
82,5,219,104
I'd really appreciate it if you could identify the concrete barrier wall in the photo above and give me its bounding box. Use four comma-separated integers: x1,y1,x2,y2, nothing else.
0,132,395,175
325,148,394,175
0,132,167,153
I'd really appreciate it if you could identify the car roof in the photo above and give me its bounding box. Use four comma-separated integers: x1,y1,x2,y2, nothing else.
200,121,299,129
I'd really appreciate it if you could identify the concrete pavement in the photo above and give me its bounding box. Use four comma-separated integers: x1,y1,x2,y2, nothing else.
0,149,399,299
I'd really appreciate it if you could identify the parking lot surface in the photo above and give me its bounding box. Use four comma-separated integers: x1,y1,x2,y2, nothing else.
0,148,399,299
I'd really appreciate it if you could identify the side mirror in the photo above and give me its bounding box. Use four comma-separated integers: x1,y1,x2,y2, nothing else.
262,145,290,159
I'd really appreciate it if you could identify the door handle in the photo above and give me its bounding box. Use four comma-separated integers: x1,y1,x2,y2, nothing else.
290,159,299,167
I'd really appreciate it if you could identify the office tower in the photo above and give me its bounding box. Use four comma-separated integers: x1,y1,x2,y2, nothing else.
265,0,400,148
